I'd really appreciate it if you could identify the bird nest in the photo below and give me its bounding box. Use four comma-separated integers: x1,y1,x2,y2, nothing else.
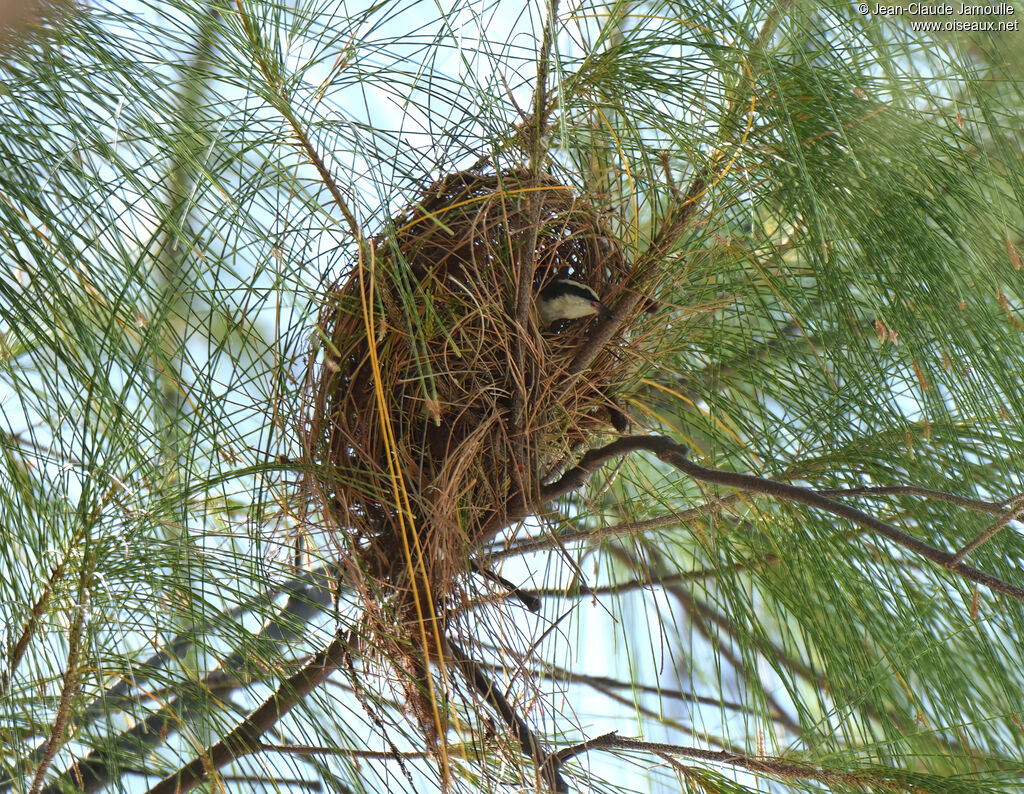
300,169,635,734
304,168,630,573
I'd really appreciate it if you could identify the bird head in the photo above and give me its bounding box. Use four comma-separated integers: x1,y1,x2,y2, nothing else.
536,278,612,326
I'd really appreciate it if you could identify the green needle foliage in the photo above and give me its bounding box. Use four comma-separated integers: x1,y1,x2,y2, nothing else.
1,0,1023,792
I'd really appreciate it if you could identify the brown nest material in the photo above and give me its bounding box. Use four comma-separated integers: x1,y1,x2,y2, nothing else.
301,168,637,740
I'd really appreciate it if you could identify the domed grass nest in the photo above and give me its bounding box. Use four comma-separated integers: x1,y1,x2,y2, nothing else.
301,168,640,739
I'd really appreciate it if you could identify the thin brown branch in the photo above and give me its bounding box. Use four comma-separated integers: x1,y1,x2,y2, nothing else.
2,554,69,698
534,434,1024,603
531,0,559,146
255,742,432,759
540,436,660,501
523,554,781,600
556,670,752,718
661,583,804,735
488,496,742,560
447,639,568,793
292,127,361,235
553,731,619,763
344,636,416,788
511,0,560,414
500,484,1006,574
566,11,781,382
28,589,88,794
233,0,361,238
516,0,561,329
568,171,709,378
599,546,993,771
472,561,542,611
582,543,953,757
651,438,1024,603
145,632,350,794
949,495,1024,566
560,732,910,790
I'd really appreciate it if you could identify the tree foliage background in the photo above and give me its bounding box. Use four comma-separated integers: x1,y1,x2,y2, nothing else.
2,0,1024,792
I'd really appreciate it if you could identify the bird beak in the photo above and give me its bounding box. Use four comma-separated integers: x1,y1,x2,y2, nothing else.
593,300,613,319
